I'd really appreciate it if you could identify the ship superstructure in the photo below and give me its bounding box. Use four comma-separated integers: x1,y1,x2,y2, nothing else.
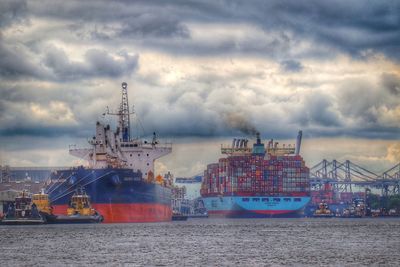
69,82,171,177
46,83,173,223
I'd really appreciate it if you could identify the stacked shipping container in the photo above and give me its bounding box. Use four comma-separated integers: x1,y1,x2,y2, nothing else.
310,185,366,205
339,192,365,203
310,183,336,204
201,154,310,197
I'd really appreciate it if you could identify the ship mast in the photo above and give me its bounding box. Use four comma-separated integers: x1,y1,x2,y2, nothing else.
120,82,131,142
107,82,132,142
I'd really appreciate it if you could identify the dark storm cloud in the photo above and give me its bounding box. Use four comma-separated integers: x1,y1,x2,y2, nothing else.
118,14,189,39
140,0,400,59
381,73,400,95
24,0,400,59
0,0,41,79
0,125,77,137
0,42,44,79
0,82,118,138
349,126,400,139
333,77,400,139
134,80,289,139
0,0,399,141
280,60,303,72
43,47,138,81
0,0,28,28
254,1,400,60
0,44,138,81
68,15,189,41
31,1,190,40
338,79,386,124
344,80,375,108
1,0,399,79
290,92,341,128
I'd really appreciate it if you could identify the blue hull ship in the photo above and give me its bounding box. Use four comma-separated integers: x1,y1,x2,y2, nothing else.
46,82,173,223
46,167,172,223
201,132,311,218
203,196,310,218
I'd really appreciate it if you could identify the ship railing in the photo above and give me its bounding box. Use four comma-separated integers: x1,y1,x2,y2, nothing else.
120,142,172,149
220,146,296,155
8,166,70,171
142,142,173,149
221,147,252,154
266,147,296,155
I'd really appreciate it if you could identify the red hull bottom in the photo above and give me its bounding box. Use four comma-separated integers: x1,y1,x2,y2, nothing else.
52,204,172,223
210,210,292,215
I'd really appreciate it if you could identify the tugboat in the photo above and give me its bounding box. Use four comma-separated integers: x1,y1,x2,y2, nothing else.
342,198,365,218
52,189,103,224
0,190,45,225
32,189,57,222
313,202,334,218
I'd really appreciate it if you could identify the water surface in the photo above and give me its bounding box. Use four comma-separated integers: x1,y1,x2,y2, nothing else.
1,218,399,266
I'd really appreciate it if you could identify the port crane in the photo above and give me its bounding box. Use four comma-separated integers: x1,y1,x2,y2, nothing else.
310,160,400,195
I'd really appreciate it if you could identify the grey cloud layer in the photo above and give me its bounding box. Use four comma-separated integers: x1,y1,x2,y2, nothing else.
0,42,138,81
0,0,27,28
43,46,138,81
132,70,399,139
7,0,398,59
2,0,399,66
0,0,399,140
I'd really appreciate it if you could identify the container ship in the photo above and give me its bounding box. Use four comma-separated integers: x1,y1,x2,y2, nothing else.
45,82,173,223
201,132,310,218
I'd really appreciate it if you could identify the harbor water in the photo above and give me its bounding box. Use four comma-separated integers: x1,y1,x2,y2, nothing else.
1,218,399,266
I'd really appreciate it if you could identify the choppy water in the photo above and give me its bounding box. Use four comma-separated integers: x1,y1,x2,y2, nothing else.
1,218,399,266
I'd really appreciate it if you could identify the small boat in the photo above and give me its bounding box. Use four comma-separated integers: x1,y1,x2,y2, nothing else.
342,198,365,218
172,211,188,221
52,188,103,224
32,189,58,222
0,190,45,225
313,202,334,218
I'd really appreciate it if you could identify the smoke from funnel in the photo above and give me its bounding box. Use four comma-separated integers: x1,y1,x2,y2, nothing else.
223,112,258,135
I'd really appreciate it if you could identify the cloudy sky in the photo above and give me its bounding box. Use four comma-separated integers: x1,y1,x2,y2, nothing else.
0,0,399,176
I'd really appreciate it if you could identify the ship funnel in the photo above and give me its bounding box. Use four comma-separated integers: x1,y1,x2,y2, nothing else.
252,132,265,155
256,132,261,145
236,139,241,148
295,130,302,155
240,139,245,148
